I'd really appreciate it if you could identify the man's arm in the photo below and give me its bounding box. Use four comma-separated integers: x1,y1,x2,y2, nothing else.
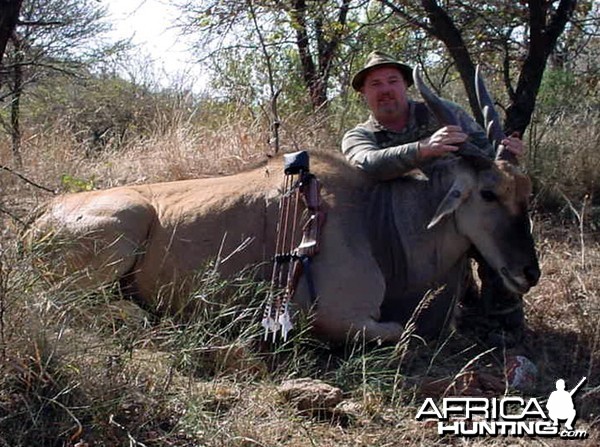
341,127,421,181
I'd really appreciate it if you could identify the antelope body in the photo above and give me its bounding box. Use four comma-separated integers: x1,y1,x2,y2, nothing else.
25,70,540,342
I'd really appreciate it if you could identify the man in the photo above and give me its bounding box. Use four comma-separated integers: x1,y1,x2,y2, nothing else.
546,379,577,430
342,51,523,180
342,51,525,346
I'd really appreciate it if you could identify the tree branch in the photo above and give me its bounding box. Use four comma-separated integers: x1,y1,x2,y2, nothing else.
378,0,432,33
545,0,578,50
16,20,64,27
0,164,55,194
419,0,482,123
247,0,281,153
505,0,578,133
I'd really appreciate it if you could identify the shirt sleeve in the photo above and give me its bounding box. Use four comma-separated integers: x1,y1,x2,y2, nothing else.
341,126,421,181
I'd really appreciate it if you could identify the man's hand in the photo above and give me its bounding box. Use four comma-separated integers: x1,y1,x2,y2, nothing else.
417,125,467,159
500,132,525,157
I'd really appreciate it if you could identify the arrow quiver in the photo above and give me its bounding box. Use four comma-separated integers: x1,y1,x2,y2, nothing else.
262,150,326,342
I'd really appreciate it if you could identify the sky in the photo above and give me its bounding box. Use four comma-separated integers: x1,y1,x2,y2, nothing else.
101,0,208,91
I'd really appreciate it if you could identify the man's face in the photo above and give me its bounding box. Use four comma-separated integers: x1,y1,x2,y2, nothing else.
360,66,408,123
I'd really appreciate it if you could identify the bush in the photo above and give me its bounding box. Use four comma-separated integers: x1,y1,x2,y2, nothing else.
526,69,600,214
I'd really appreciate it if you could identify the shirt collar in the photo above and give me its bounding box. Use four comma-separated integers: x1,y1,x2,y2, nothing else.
367,100,419,133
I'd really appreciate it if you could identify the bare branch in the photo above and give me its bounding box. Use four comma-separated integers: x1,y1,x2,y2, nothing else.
16,20,64,27
0,165,56,194
378,0,432,33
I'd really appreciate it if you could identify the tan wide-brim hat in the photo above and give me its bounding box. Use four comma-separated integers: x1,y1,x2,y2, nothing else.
351,51,414,91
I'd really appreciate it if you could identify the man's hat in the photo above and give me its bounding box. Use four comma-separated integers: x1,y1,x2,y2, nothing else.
351,51,414,91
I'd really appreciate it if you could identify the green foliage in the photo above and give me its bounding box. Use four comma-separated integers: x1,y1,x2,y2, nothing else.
0,0,130,165
183,0,373,111
536,68,594,115
22,71,198,153
525,65,600,209
60,173,95,192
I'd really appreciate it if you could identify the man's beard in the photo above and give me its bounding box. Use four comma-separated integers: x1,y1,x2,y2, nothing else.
376,95,401,116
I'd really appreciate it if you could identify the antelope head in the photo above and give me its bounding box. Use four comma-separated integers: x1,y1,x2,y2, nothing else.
413,67,540,294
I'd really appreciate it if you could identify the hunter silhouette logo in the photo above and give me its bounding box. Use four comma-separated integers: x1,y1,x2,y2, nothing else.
546,377,586,431
416,376,589,439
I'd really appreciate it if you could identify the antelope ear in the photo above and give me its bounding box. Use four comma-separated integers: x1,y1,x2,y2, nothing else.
427,177,471,229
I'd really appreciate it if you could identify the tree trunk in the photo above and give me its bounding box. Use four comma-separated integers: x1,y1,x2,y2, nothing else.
504,0,577,135
291,0,320,108
420,0,483,125
0,0,23,66
382,0,578,136
289,0,350,110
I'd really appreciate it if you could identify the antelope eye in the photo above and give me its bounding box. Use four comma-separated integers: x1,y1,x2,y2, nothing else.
480,190,497,202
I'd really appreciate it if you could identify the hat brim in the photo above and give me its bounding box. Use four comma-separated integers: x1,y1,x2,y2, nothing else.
352,62,414,91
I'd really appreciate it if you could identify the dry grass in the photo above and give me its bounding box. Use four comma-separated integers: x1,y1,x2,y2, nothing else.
527,108,600,209
0,107,599,446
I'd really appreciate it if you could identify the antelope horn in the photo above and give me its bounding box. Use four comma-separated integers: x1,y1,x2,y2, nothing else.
413,67,492,162
475,66,517,165
413,67,458,126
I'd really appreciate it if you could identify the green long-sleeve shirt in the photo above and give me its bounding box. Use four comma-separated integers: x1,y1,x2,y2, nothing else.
341,99,494,181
